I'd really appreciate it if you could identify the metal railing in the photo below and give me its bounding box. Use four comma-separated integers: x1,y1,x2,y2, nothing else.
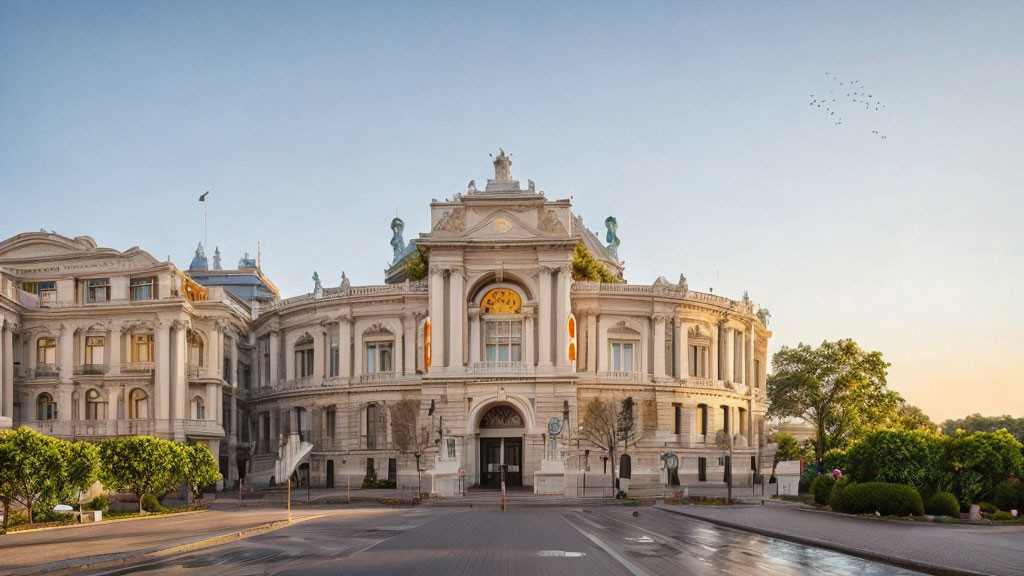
74,364,109,376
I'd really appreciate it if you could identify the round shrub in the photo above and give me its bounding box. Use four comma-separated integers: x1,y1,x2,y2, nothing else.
829,476,852,511
811,474,835,505
992,511,1013,521
140,493,166,513
978,501,998,514
993,480,1024,512
924,491,960,517
837,482,924,516
88,494,109,512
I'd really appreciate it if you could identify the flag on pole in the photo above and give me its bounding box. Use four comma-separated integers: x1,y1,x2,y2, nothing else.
199,191,209,202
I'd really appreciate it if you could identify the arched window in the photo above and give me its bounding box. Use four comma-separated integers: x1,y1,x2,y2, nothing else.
294,334,314,378
128,388,149,419
363,324,394,374
85,388,106,420
366,403,380,449
37,393,56,420
480,287,524,364
192,395,205,420
188,331,204,367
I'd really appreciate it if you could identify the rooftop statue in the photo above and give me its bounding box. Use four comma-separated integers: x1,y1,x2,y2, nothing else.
312,271,323,298
213,247,222,270
528,179,535,193
490,148,513,181
467,180,477,193
757,308,772,327
678,274,689,293
390,217,406,263
195,242,206,259
189,242,209,270
605,216,620,259
340,271,350,294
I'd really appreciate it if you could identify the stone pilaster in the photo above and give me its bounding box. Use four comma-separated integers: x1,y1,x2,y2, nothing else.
537,266,552,368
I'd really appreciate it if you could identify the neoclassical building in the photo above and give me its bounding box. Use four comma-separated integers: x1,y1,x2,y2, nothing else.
0,152,772,496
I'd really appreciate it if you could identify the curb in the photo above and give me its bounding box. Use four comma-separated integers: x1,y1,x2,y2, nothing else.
24,512,334,576
655,506,991,576
2,509,209,536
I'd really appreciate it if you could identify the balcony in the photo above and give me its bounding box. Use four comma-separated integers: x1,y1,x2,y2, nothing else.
16,419,155,439
597,370,646,382
470,361,532,375
33,363,60,378
182,419,224,437
74,364,109,376
119,362,155,374
358,371,396,384
186,365,219,379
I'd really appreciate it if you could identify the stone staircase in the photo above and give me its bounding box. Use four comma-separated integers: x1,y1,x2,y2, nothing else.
245,433,314,488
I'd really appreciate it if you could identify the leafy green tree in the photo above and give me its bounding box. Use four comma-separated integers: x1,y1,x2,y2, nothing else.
767,339,899,464
944,429,1023,507
403,251,428,281
0,433,16,531
99,436,186,513
770,432,804,479
889,403,938,432
571,242,619,283
0,428,65,524
58,441,100,505
940,414,1024,443
844,429,946,495
182,443,222,502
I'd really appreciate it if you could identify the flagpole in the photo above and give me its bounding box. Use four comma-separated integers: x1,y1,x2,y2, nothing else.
204,194,208,250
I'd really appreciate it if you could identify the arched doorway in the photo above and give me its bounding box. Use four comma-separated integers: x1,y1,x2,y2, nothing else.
478,404,525,488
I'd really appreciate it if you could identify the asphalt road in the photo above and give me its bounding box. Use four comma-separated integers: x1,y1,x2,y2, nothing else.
82,506,926,576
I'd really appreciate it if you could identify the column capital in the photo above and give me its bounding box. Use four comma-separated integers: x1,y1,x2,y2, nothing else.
651,313,673,323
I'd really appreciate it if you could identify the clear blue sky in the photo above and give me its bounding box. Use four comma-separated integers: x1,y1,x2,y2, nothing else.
2,1,1021,422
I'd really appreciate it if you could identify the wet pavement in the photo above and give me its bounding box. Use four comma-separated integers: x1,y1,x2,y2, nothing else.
80,506,927,576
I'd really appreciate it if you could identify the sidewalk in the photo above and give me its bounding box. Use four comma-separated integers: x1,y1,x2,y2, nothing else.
657,501,1024,576
0,507,339,576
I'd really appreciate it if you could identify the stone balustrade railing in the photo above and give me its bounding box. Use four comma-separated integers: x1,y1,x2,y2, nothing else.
358,371,396,384
597,370,647,382
470,361,532,375
186,365,220,379
260,281,429,313
74,364,109,375
571,281,758,316
119,362,155,374
14,418,223,440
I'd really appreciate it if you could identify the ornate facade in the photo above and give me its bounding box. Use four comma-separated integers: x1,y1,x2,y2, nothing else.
0,152,772,496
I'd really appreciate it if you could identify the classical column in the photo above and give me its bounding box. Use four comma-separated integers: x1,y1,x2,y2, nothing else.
269,329,280,385
312,327,324,382
448,267,464,369
154,321,171,421
652,315,667,379
537,267,552,367
394,315,404,376
710,323,719,381
468,308,481,365
724,326,734,383
555,266,570,368
107,325,121,376
597,314,608,372
58,324,74,384
172,321,187,421
338,317,352,379
1,320,10,420
522,310,535,368
676,320,689,380
208,382,219,422
215,324,225,379
284,329,295,380
747,327,755,388
403,313,417,375
585,310,597,372
229,335,239,388
428,267,445,370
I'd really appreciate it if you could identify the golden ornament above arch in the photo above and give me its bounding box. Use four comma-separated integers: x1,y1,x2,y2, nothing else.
481,288,522,314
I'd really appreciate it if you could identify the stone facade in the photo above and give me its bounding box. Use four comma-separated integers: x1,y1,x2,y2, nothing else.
0,153,772,497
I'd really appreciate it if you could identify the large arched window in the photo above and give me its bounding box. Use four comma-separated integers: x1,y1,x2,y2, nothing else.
37,393,56,420
128,388,149,419
85,388,106,420
188,331,204,367
480,287,523,363
192,395,206,420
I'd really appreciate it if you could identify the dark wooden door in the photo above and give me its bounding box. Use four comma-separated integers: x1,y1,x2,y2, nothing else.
503,439,522,487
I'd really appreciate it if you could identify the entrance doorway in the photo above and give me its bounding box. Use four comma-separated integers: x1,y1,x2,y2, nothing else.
480,437,522,487
326,460,335,488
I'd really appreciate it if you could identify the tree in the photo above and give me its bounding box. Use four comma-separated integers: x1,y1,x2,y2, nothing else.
844,429,946,495
59,441,100,507
571,242,619,283
889,402,937,432
182,443,221,502
0,433,16,531
770,432,804,479
767,339,899,464
944,429,1024,507
579,395,638,493
404,251,428,281
389,399,419,452
0,428,65,524
99,436,186,513
940,414,1024,443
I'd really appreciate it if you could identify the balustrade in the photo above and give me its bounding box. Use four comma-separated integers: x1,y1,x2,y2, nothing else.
469,361,532,375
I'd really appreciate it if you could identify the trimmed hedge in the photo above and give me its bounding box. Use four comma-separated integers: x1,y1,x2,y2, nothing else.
835,482,924,516
829,476,851,510
924,491,960,517
811,474,835,505
993,480,1024,512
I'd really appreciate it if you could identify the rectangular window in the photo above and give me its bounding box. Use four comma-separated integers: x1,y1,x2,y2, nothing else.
673,403,681,435
610,341,635,372
86,278,110,303
365,342,393,373
326,409,336,439
697,404,708,436
366,344,377,373
698,457,707,482
485,321,522,362
366,404,378,449
365,457,375,478
86,336,105,364
130,277,156,301
36,281,57,303
133,334,154,362
721,406,730,434
329,336,339,377
37,337,57,364
295,349,314,377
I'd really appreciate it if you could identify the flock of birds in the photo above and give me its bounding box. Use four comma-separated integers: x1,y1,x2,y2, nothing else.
810,73,888,140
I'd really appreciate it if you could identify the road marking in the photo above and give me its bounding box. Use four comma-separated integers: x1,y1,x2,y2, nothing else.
538,550,586,557
624,535,655,543
561,515,652,576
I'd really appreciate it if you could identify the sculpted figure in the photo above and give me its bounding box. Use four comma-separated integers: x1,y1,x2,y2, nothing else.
312,271,323,298
490,148,513,181
390,217,406,263
468,180,477,193
605,216,620,259
678,274,689,292
528,179,535,193
757,308,772,327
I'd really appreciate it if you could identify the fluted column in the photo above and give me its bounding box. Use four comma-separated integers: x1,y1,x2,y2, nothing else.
208,382,219,422
676,320,689,379
522,310,534,368
428,267,445,371
710,322,720,381
338,317,352,378
394,315,404,376
107,325,121,376
229,334,238,388
724,326,734,383
537,267,552,368
312,327,324,382
597,314,608,372
468,308,481,365
154,321,171,421
653,315,667,379
449,267,464,369
269,329,280,385
747,327,755,387
58,324,74,384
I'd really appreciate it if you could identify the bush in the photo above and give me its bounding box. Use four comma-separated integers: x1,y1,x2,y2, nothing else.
798,467,817,494
88,494,109,512
140,493,167,513
838,482,924,516
978,501,998,514
811,474,835,505
925,492,960,517
992,511,1014,521
821,449,848,474
829,476,851,511
993,480,1024,512
361,477,396,489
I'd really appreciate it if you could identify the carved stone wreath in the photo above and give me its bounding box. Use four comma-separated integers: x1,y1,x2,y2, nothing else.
479,405,524,429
